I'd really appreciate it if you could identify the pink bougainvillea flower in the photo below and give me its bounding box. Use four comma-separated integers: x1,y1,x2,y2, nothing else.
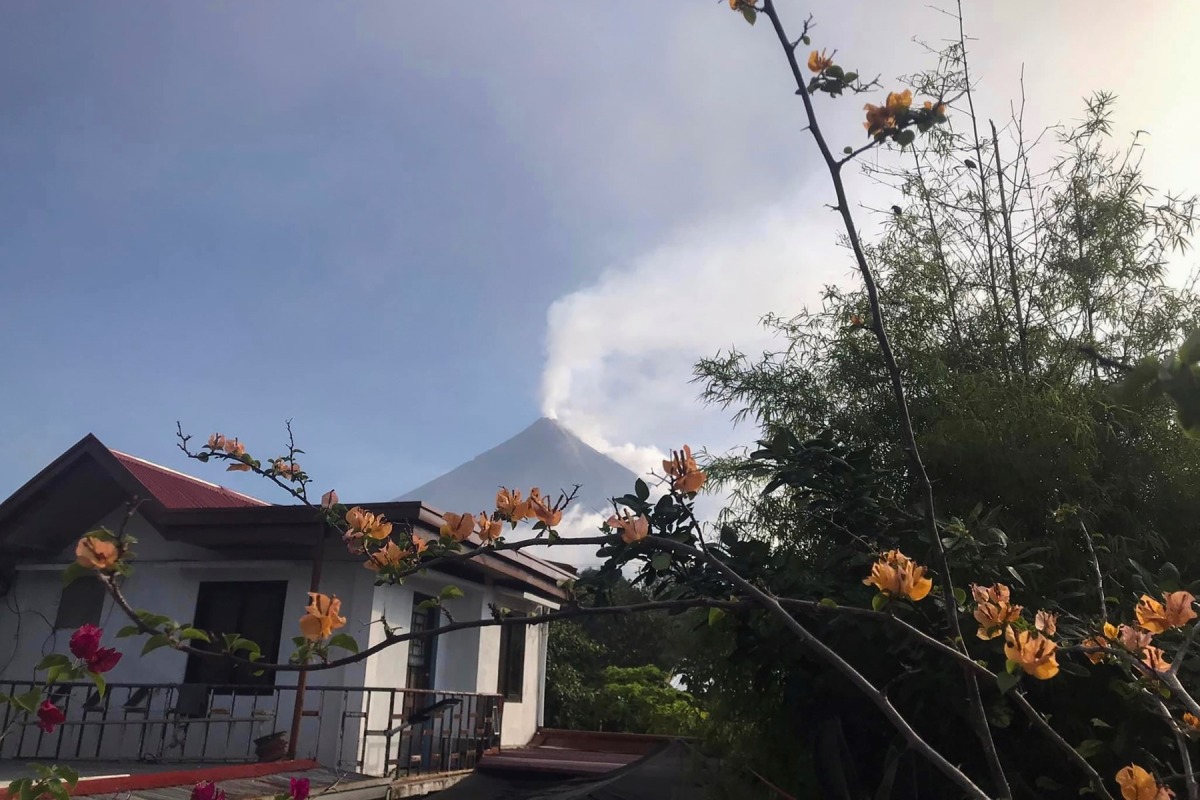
87,646,122,674
70,624,103,661
37,700,66,733
191,781,227,800
289,778,310,800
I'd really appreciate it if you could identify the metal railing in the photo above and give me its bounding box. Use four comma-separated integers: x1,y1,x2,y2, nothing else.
0,681,501,778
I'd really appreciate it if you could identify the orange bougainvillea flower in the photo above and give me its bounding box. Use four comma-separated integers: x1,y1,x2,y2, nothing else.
272,459,302,480
207,433,227,451
1136,591,1197,634
922,99,948,116
224,438,251,471
440,512,475,542
76,535,119,571
1004,627,1059,680
1034,610,1058,637
343,507,392,540
1081,634,1109,664
1115,764,1175,800
1104,622,1119,640
608,510,649,545
299,592,346,642
411,536,429,555
863,550,933,602
1183,712,1200,731
476,512,504,544
1118,624,1153,654
1142,646,1171,673
495,488,524,520
863,103,895,137
807,49,833,73
663,446,707,494
885,89,913,113
971,584,1022,640
364,541,411,573
528,494,563,528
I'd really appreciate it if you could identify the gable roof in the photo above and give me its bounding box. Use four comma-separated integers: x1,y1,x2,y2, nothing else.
110,450,267,509
0,434,570,601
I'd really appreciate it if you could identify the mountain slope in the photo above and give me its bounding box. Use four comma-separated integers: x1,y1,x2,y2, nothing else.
396,417,638,516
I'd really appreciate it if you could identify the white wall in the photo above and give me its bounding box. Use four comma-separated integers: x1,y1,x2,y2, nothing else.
0,508,558,763
0,511,371,765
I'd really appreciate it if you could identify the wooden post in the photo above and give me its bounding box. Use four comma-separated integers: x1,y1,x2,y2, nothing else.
287,522,327,759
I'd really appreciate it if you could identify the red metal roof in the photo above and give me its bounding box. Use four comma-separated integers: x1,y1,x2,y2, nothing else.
111,450,268,509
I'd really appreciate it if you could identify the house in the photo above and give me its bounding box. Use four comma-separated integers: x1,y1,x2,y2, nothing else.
0,434,573,778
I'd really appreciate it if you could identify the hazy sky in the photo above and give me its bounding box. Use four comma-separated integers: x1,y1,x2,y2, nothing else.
2,1,1198,504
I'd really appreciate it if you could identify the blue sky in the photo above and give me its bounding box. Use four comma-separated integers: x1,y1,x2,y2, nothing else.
3,1,1199,505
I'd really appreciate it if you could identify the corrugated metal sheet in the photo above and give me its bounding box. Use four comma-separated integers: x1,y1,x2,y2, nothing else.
111,452,268,510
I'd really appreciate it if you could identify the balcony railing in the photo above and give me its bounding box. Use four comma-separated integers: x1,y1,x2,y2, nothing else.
0,681,501,778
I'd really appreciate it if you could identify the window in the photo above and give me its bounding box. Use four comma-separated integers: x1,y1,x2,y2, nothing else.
497,613,527,702
406,593,439,691
184,581,288,692
54,579,105,629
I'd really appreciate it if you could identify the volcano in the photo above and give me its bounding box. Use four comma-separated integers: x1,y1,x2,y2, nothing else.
396,417,638,516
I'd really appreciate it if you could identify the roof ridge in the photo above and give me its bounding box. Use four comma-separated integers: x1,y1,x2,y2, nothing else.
109,449,270,506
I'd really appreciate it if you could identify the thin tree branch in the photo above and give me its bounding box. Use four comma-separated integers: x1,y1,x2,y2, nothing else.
758,2,1008,796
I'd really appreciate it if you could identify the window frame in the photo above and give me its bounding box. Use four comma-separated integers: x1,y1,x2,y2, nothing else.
497,612,527,702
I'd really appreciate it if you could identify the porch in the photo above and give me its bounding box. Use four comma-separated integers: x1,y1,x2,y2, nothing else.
0,680,502,779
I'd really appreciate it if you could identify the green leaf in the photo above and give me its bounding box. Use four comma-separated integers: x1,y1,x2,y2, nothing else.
178,628,211,643
996,670,1020,695
45,781,70,800
843,146,853,155
329,633,359,654
116,625,142,638
819,598,838,608
650,553,671,572
1005,659,1021,675
952,587,967,606
825,65,844,80
740,4,756,25
136,611,173,629
142,633,172,655
1074,739,1104,759
57,766,79,788
13,688,42,713
232,637,261,657
1090,717,1112,729
870,593,889,611
90,671,107,698
36,654,71,671
292,636,308,648
707,608,726,627
634,478,650,501
843,71,859,83
417,598,440,611
439,585,465,601
62,562,92,588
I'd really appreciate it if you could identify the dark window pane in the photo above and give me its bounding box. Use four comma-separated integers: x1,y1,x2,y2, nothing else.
54,579,105,629
54,575,105,633
406,594,438,691
184,581,287,693
497,614,526,702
